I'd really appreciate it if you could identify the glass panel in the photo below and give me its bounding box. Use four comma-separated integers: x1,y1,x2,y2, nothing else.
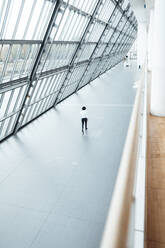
75,43,96,63
98,0,115,22
0,43,40,84
0,0,54,40
38,43,78,73
86,21,105,42
0,0,137,140
63,0,98,14
54,8,90,41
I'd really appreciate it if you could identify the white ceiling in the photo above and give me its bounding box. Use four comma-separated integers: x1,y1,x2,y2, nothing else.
129,0,154,25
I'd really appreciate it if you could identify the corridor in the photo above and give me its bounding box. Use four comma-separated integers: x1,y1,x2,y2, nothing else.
0,61,139,248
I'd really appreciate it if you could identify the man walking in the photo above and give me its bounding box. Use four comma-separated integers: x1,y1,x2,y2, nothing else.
80,106,88,134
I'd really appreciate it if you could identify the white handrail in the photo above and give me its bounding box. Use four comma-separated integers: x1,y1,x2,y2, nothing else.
100,69,145,248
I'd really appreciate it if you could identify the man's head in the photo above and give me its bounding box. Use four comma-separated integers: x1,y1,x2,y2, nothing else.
82,106,86,110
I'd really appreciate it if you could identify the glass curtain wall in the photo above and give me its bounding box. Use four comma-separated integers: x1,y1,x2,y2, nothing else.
0,0,137,142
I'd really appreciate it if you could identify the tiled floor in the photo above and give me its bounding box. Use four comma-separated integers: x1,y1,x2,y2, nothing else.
0,62,138,248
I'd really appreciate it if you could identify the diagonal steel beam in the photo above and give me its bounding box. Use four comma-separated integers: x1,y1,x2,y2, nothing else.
13,0,61,133
75,2,131,92
53,0,103,106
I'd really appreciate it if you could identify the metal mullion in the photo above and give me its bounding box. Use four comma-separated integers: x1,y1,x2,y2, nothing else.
70,13,82,40
25,90,58,110
10,45,23,80
58,69,79,102
67,44,74,64
78,0,85,11
37,79,48,100
40,78,51,99
0,0,6,29
88,0,97,14
117,36,130,53
19,44,32,77
12,86,24,112
23,0,37,39
12,0,25,39
39,2,53,40
53,72,65,92
115,26,133,53
74,15,87,41
13,0,62,133
41,77,52,98
0,93,5,109
47,91,54,109
48,94,55,108
46,77,54,96
34,79,48,103
32,81,42,103
24,80,38,106
32,0,45,40
27,104,36,122
46,44,56,69
54,0,103,106
64,11,76,40
38,4,67,75
33,98,45,118
31,101,42,120
0,45,12,83
50,92,58,107
55,44,63,68
0,90,14,135
4,111,17,137
4,113,17,137
22,106,31,126
42,95,51,113
30,102,40,122
103,15,129,57
60,10,73,41
4,116,14,137
99,1,108,22
34,80,44,100
118,3,135,30
0,40,41,45
0,0,11,38
63,2,91,18
82,0,90,13
45,95,53,110
0,120,6,137
37,99,45,116
72,12,84,40
4,89,14,117
50,75,58,93
47,77,55,95
0,44,3,60
40,97,49,115
28,44,41,73
71,13,83,40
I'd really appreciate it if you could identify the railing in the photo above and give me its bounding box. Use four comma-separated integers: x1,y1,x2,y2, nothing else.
100,65,147,248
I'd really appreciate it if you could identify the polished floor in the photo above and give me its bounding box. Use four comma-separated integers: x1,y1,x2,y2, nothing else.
0,62,139,248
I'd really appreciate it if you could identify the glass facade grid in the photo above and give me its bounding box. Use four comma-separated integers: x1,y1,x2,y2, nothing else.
0,0,137,142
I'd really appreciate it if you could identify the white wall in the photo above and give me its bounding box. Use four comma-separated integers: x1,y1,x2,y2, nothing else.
137,23,147,68
148,10,154,71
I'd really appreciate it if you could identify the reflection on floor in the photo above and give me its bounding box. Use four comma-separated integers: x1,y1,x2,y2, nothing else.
0,61,139,248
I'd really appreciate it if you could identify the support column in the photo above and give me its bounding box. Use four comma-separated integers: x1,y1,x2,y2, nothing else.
151,0,165,116
137,23,147,69
148,10,154,71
